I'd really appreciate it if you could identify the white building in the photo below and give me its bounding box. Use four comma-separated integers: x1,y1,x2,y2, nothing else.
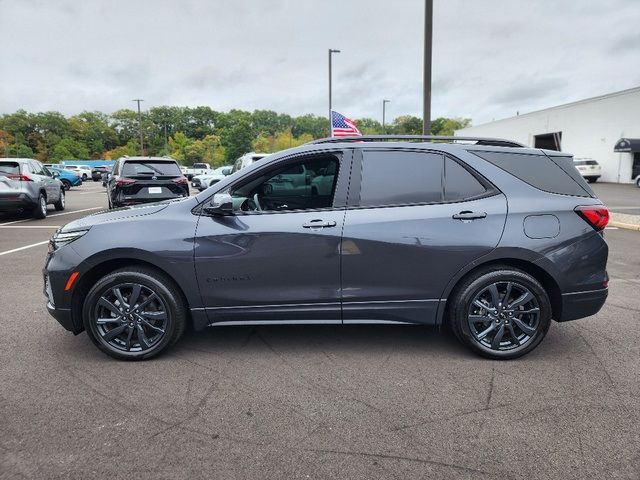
456,86,640,183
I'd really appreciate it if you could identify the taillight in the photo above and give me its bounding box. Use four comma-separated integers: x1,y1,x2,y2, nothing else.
575,205,609,231
172,176,188,185
116,177,136,186
6,174,32,181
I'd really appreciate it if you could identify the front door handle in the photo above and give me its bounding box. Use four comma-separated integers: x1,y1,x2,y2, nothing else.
452,211,487,220
302,219,337,228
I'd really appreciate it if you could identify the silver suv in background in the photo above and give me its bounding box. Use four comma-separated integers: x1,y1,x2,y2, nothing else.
0,158,66,218
231,152,269,173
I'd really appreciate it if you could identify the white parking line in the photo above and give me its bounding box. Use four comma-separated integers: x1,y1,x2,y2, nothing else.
0,240,49,257
0,225,61,229
605,227,619,230
0,207,103,226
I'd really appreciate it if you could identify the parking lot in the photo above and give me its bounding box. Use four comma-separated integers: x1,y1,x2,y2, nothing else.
1,182,639,479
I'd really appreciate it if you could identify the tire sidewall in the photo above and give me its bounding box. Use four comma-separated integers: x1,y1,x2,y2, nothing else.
452,269,552,360
83,270,181,360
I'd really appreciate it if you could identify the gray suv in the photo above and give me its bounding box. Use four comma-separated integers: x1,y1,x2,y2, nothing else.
43,136,609,360
0,158,66,218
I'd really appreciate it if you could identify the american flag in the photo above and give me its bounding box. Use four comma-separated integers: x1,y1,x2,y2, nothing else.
331,110,362,137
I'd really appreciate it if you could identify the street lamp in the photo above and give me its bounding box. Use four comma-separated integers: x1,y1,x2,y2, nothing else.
382,99,391,132
132,99,144,155
328,48,340,133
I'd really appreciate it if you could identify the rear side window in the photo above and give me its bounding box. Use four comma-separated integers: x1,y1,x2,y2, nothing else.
471,151,591,197
122,161,182,177
444,158,486,201
0,162,20,175
550,155,595,196
359,150,443,206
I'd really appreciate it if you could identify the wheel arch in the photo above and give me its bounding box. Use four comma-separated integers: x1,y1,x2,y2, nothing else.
70,258,193,334
438,257,562,326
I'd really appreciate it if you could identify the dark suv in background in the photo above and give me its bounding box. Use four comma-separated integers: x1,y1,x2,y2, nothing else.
44,136,608,360
106,156,188,209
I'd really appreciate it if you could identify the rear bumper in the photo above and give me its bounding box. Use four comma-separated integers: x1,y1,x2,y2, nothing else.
0,193,36,211
557,288,608,322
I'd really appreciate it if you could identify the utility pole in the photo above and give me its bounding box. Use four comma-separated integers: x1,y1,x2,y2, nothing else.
163,124,168,153
132,99,144,155
328,49,340,135
422,0,433,135
382,99,391,133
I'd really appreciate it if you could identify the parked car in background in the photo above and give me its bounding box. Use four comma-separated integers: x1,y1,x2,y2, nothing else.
48,166,83,190
231,152,269,173
91,165,112,182
573,158,601,183
191,166,233,191
63,164,92,180
184,162,212,180
106,156,189,209
45,136,608,360
0,158,65,218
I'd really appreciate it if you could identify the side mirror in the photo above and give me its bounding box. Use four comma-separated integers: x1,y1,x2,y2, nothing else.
52,171,60,178
204,193,234,216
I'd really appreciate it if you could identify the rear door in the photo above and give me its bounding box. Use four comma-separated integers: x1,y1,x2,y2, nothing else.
341,148,508,325
30,161,59,201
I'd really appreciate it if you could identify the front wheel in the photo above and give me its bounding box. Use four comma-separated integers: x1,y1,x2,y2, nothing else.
83,267,186,360
61,179,72,191
448,267,552,360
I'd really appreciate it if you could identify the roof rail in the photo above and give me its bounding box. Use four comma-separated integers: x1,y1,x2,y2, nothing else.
308,135,526,148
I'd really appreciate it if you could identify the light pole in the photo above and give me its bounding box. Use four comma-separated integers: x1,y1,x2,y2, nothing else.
423,0,433,135
132,99,144,155
328,49,340,134
382,99,391,133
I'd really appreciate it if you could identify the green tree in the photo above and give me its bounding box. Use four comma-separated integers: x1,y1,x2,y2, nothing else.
51,137,90,161
221,119,254,161
430,117,471,136
391,115,423,135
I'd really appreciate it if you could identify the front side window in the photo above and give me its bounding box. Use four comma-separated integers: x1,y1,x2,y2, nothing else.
359,150,444,207
231,155,340,212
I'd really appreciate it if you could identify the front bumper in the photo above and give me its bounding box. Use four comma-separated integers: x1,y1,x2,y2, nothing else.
46,301,77,333
557,288,608,322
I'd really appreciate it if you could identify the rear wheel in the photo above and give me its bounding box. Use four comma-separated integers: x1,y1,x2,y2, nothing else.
61,179,72,191
33,193,47,219
449,266,552,359
82,173,88,180
54,189,65,211
83,267,186,360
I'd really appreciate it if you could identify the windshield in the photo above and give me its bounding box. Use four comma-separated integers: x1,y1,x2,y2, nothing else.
122,161,182,177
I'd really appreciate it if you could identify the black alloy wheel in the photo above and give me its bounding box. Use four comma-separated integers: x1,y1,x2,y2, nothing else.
449,267,551,359
83,267,186,360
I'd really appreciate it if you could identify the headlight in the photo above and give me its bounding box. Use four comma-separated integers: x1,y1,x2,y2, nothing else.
49,228,90,251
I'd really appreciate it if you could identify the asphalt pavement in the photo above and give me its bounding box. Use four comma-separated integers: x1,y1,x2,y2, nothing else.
0,181,639,480
593,182,640,216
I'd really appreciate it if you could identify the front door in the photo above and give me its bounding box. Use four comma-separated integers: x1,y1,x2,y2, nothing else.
341,148,508,325
194,151,351,325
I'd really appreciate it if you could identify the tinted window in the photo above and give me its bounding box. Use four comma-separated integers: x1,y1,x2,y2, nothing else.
471,151,591,197
444,158,486,201
359,150,443,206
232,155,340,212
549,155,594,197
0,162,20,175
122,161,182,177
31,161,45,175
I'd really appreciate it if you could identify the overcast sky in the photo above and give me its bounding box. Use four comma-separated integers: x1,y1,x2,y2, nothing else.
1,0,639,125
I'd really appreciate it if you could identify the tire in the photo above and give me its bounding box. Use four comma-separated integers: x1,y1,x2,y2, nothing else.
586,177,597,183
33,192,47,219
82,173,88,181
61,179,72,191
83,267,186,360
448,266,552,360
54,189,65,211
636,177,640,188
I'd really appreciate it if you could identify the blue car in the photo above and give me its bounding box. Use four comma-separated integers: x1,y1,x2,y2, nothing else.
49,167,82,190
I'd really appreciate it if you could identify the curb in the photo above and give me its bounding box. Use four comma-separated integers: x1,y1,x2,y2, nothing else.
609,212,640,231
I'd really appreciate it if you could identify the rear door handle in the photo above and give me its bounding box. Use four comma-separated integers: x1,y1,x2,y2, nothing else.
302,219,337,228
452,211,487,220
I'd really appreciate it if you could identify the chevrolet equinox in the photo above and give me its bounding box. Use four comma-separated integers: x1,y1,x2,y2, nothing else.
44,136,609,360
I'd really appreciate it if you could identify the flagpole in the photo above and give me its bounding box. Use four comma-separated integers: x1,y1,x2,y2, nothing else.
328,48,340,137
